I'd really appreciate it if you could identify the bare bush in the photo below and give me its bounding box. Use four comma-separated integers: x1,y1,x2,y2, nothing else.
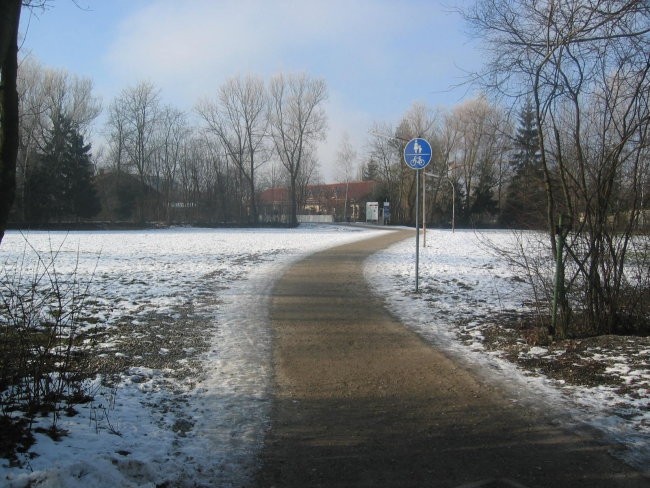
480,229,650,341
0,234,96,459
463,0,650,337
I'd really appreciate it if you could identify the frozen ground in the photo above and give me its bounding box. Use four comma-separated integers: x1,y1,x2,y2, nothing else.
0,226,648,486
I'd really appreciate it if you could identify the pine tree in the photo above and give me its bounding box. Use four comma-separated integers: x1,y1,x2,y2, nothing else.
510,98,541,172
362,159,379,181
501,99,546,228
26,113,101,222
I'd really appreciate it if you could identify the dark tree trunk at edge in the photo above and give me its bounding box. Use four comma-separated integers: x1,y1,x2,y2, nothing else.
0,0,21,245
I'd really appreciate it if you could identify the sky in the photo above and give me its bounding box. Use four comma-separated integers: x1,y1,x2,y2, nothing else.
18,0,484,182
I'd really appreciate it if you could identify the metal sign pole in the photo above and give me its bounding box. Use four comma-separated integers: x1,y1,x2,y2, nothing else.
403,138,432,293
422,171,426,247
415,169,420,292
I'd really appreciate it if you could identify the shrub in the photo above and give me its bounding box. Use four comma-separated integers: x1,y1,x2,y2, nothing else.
0,235,96,461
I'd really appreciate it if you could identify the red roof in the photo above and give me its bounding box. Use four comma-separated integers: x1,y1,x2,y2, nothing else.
259,186,290,204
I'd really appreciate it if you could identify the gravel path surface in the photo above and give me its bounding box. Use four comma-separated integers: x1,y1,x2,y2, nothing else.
255,230,648,488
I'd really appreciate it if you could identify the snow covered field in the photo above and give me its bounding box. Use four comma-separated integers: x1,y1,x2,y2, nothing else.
1,226,648,486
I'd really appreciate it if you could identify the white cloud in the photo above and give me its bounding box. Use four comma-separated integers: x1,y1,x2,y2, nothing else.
106,0,401,99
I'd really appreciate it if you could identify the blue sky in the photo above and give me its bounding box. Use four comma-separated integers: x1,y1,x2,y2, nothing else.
19,0,483,180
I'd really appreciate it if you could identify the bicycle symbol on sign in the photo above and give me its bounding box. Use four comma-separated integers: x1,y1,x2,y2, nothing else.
411,155,425,167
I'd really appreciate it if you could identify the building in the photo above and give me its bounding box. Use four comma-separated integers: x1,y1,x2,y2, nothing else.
258,181,377,223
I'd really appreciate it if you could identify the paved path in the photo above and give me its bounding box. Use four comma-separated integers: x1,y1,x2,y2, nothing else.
255,230,647,488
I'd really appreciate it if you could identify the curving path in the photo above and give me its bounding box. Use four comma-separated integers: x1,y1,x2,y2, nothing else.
255,229,647,488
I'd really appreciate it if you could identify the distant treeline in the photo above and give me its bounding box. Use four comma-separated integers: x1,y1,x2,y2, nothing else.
10,51,649,234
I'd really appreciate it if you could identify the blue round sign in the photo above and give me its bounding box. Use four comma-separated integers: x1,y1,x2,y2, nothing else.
403,138,432,170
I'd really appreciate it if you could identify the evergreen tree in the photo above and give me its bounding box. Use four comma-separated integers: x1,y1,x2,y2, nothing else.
471,181,499,220
26,113,101,222
510,98,540,171
501,99,546,228
362,159,379,181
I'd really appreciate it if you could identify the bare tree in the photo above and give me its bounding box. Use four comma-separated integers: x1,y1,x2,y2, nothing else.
166,109,189,217
367,121,404,218
399,102,437,140
197,75,269,224
105,95,128,175
202,135,236,223
176,135,213,224
441,95,510,225
16,56,47,220
102,93,131,220
152,106,188,223
108,81,161,221
335,132,358,221
39,67,101,136
269,73,328,226
295,146,321,215
463,0,650,337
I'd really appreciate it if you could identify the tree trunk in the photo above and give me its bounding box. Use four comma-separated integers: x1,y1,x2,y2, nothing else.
290,175,298,227
0,0,21,245
249,169,258,225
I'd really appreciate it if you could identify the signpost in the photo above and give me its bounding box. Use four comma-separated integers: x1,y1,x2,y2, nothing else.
383,201,390,225
404,138,432,292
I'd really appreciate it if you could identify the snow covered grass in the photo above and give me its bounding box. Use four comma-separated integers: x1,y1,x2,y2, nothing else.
0,226,647,486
